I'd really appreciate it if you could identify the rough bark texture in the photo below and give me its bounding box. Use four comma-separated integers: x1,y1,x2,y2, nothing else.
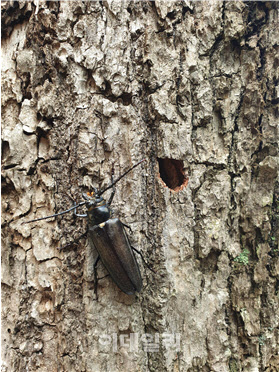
1,1,279,371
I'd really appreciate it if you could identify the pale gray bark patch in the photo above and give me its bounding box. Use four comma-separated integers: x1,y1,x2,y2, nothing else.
1,1,279,371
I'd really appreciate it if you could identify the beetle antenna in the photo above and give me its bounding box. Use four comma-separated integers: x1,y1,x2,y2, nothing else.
99,159,146,196
22,201,86,224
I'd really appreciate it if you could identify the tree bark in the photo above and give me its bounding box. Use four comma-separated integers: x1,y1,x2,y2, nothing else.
1,1,279,371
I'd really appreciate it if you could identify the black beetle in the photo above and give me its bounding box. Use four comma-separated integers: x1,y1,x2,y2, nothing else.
24,159,148,295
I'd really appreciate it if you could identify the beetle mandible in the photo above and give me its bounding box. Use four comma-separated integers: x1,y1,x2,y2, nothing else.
24,159,147,295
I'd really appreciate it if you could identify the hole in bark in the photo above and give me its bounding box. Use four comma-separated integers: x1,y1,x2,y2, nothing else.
166,11,176,20
1,140,10,161
157,158,188,192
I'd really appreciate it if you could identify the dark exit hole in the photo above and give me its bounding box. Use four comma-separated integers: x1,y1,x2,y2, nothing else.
157,158,188,192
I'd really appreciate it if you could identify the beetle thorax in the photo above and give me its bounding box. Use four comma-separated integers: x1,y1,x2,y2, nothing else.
85,192,111,226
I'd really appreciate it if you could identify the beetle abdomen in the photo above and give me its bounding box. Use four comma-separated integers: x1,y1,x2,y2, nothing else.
88,218,142,295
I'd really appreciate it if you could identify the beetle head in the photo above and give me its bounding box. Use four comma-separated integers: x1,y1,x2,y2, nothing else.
82,189,104,207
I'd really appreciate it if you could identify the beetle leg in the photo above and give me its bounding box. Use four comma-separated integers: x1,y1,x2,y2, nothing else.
122,223,133,234
74,202,87,218
75,213,87,217
131,246,156,273
93,257,110,299
58,231,87,250
94,256,100,300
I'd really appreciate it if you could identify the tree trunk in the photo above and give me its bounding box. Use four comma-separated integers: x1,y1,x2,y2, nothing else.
2,1,279,371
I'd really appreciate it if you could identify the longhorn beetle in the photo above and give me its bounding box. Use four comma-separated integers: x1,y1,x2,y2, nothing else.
24,159,150,295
